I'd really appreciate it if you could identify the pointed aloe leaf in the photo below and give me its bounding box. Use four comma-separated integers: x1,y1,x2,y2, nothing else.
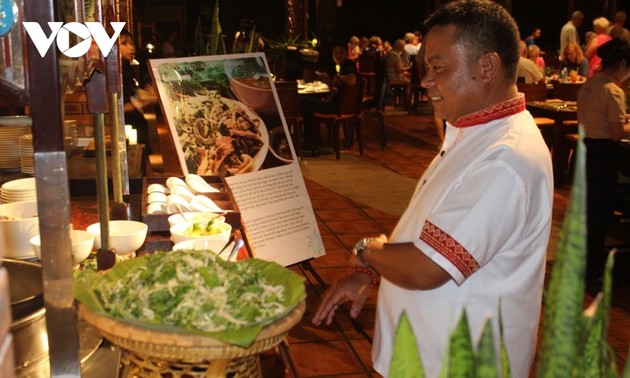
622,346,630,378
578,294,603,376
475,317,498,378
445,310,474,378
390,311,424,378
537,127,587,377
580,250,618,377
194,15,206,56
498,300,512,378
209,0,225,55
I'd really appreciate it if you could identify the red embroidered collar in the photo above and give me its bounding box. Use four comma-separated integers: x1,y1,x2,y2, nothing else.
453,94,526,128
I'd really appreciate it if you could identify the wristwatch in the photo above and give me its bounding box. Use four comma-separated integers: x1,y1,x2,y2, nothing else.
352,237,370,267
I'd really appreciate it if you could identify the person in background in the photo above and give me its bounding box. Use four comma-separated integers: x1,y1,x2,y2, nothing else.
560,11,584,61
382,40,392,55
384,39,411,84
347,36,361,63
577,37,630,281
524,27,541,46
312,1,553,377
403,32,420,65
608,11,630,41
161,29,180,58
560,41,589,78
585,17,612,77
120,29,157,149
517,40,544,83
232,18,264,53
527,44,545,70
299,43,358,156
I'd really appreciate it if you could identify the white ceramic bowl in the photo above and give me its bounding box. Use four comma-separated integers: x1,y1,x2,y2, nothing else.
0,200,39,259
167,212,225,228
172,238,231,257
30,229,95,264
224,59,276,114
87,220,148,255
169,221,231,245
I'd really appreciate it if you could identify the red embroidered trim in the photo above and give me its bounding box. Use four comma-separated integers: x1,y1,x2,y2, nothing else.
453,94,526,128
420,221,479,278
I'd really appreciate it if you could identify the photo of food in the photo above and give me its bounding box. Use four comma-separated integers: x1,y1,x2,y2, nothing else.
150,53,295,176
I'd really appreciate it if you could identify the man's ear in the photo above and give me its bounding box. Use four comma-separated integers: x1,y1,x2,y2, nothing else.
478,52,501,82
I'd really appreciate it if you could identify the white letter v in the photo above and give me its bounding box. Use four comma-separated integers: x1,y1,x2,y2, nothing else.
23,22,63,58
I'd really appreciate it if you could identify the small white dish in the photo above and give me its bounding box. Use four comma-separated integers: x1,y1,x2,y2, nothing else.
30,229,94,265
147,202,167,215
167,212,225,228
147,192,167,204
147,183,169,194
166,194,192,214
172,238,230,258
189,195,223,212
170,185,196,203
185,174,220,193
169,221,231,245
165,177,187,190
87,220,148,255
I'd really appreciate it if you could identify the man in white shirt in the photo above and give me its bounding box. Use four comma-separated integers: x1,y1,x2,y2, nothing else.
560,11,584,61
312,1,553,377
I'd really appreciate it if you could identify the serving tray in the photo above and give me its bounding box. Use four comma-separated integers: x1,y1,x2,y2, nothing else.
141,176,240,232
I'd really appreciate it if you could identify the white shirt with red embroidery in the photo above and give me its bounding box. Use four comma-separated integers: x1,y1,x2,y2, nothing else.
372,95,553,378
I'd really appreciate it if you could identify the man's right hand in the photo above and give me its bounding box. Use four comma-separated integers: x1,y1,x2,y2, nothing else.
312,272,372,326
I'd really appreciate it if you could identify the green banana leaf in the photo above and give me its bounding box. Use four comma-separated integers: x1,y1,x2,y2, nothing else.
475,318,498,378
390,311,424,378
74,251,305,348
537,126,587,377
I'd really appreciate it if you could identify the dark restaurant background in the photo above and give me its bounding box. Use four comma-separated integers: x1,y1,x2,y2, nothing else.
133,0,629,62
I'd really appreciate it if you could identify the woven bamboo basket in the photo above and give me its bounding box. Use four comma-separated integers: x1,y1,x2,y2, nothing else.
78,300,305,377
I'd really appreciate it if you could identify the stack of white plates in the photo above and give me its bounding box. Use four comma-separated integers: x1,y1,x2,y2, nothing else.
0,178,37,204
0,116,32,170
19,134,34,175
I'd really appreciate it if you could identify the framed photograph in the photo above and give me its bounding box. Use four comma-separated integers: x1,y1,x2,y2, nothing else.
149,52,296,176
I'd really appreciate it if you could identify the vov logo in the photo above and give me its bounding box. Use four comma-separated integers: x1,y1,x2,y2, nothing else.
23,22,126,58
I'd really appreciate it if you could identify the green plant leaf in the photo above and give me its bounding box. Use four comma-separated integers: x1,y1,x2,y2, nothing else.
209,0,225,55
445,310,474,378
537,127,587,377
580,250,618,378
194,15,206,56
622,346,630,378
498,300,512,378
475,317,498,378
390,311,424,378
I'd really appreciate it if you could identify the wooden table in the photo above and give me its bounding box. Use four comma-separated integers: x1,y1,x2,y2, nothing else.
526,100,578,186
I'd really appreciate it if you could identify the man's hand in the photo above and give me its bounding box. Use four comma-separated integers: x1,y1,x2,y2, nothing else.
312,272,372,326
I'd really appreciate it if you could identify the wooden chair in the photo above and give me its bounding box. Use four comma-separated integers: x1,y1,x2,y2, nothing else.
408,57,427,112
362,78,389,150
274,80,303,159
358,54,377,98
517,81,554,149
313,80,365,160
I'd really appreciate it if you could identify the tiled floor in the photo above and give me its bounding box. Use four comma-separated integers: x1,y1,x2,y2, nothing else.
283,105,630,377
